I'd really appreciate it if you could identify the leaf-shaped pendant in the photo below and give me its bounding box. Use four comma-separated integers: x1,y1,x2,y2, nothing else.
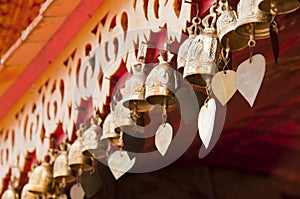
211,70,237,106
155,123,173,156
70,184,85,199
198,98,216,149
108,151,135,180
236,54,266,107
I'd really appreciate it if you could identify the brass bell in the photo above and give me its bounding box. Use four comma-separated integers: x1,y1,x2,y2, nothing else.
183,7,221,87
145,51,179,106
216,0,249,51
81,116,108,159
21,184,39,199
122,59,153,112
113,99,144,133
235,0,272,39
27,158,53,195
68,136,93,172
258,0,300,15
101,112,123,147
53,144,76,187
1,185,18,199
177,16,202,73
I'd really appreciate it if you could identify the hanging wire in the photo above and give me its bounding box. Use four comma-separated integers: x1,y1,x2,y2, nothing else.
248,23,256,63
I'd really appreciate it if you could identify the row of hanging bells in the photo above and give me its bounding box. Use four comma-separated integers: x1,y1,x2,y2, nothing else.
3,1,299,197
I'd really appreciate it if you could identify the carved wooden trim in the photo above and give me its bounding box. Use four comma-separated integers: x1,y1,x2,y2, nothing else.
0,0,193,193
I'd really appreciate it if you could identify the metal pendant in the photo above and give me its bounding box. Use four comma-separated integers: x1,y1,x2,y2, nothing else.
198,98,216,149
155,123,173,156
70,184,85,199
108,151,135,180
236,54,266,107
211,70,237,106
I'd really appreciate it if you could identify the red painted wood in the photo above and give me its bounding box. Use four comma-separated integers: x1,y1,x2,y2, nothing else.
0,0,105,119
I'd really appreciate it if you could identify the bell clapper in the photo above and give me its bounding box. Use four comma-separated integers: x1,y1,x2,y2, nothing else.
205,78,212,108
119,131,124,156
248,23,257,63
162,96,168,127
221,39,231,74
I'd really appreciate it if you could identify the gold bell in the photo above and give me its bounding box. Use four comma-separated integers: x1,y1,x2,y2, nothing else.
68,137,93,172
27,158,53,195
258,0,300,15
21,184,39,199
1,185,18,199
216,0,249,51
113,99,144,133
81,116,108,159
235,0,272,39
101,112,123,147
145,51,179,106
53,144,76,187
177,16,202,73
122,59,153,112
184,7,221,87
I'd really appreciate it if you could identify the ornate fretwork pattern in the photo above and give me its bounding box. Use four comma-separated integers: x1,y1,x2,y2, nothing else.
0,0,192,193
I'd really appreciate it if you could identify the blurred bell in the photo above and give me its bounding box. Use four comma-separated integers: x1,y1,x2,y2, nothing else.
113,99,144,135
68,138,93,172
177,16,202,73
184,8,221,87
81,116,108,159
216,0,249,51
235,0,272,39
27,158,53,195
101,112,122,147
258,0,300,15
21,184,39,199
53,144,76,187
145,51,179,106
1,185,18,199
122,60,153,112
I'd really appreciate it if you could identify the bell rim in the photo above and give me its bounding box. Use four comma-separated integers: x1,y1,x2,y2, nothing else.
258,0,300,14
235,21,271,39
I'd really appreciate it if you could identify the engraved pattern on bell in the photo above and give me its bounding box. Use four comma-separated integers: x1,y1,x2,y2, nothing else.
27,163,53,195
183,10,221,88
145,53,179,106
216,1,248,51
122,63,153,112
184,33,219,87
177,35,195,73
235,0,272,39
68,139,92,171
258,0,300,15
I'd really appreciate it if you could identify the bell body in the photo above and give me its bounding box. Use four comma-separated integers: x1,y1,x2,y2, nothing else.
68,139,92,171
145,61,178,106
122,63,153,112
183,31,220,87
27,163,53,195
21,184,39,199
113,100,144,134
258,0,300,14
217,4,248,51
1,186,18,199
53,151,76,184
235,0,272,39
81,123,107,159
177,35,195,73
101,113,122,147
